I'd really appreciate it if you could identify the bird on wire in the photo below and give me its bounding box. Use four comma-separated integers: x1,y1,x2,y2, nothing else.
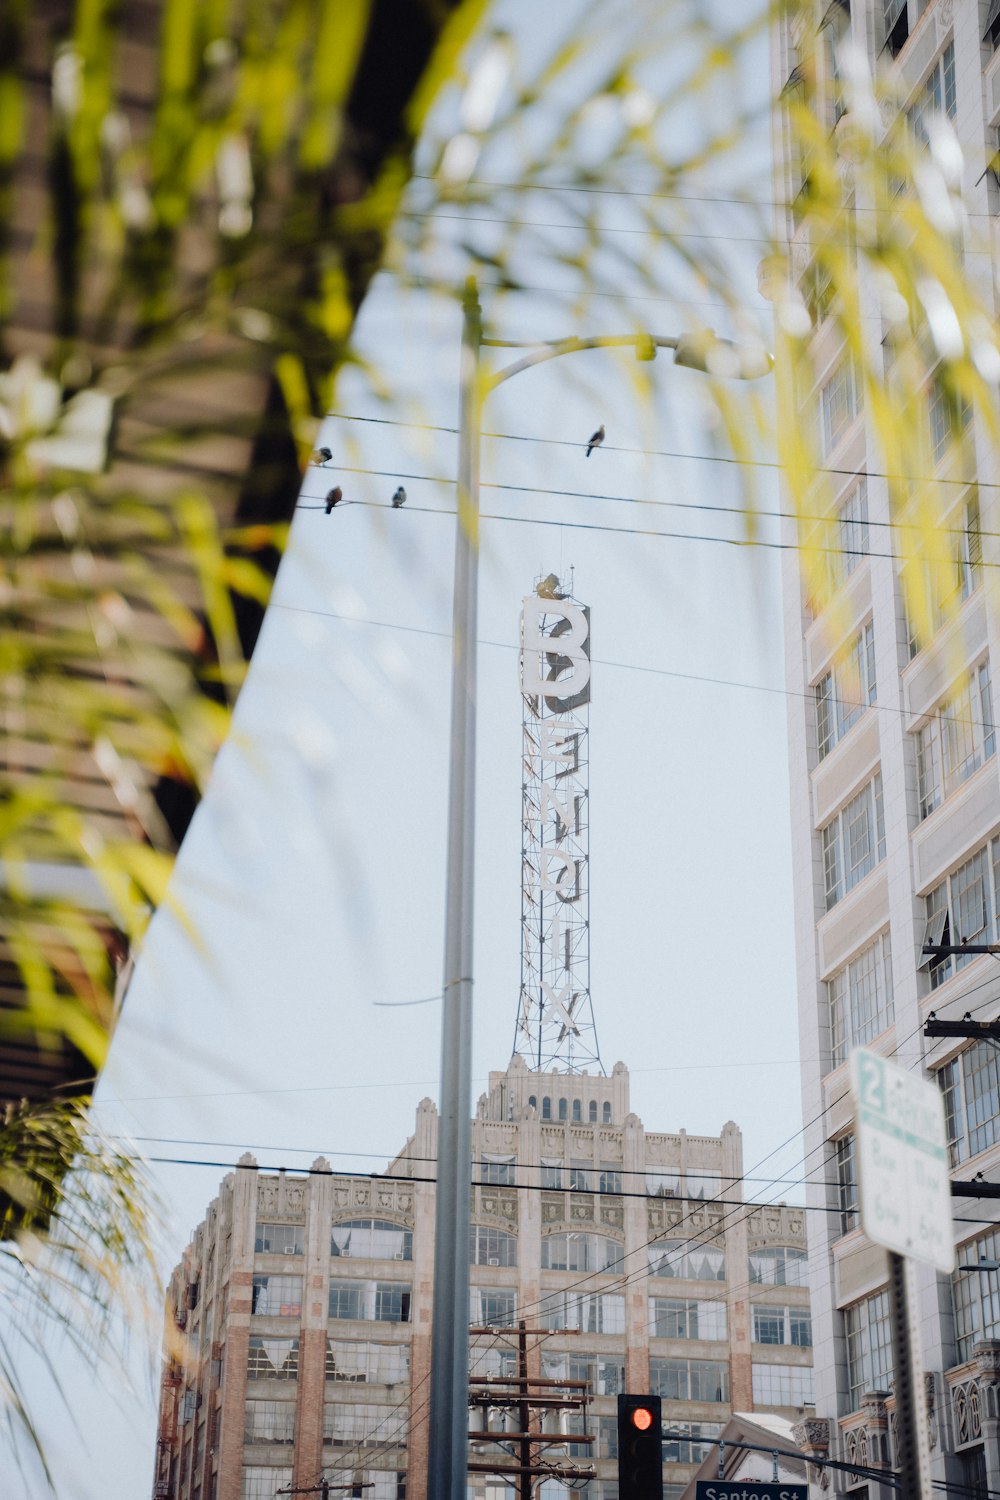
311,446,333,465
585,424,605,457
391,485,407,507
324,486,344,513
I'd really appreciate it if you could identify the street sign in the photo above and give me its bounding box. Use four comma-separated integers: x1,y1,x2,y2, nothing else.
695,1486,808,1499
850,1047,954,1273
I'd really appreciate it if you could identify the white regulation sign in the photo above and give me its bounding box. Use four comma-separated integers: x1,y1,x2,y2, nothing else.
849,1047,954,1274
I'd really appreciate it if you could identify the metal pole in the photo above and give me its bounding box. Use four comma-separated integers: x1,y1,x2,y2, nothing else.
888,1250,932,1500
427,277,482,1500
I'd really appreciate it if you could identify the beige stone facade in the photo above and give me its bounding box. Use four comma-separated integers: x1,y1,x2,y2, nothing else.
152,1058,812,1500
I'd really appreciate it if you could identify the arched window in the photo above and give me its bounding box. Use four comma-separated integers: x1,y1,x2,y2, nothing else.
542,1097,552,1119
572,1099,582,1122
558,1098,568,1121
588,1101,598,1122
602,1101,612,1123
528,1095,537,1111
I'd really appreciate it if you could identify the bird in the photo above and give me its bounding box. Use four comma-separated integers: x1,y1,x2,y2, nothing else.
324,486,343,513
585,424,605,457
311,446,332,465
391,485,406,508
536,573,566,600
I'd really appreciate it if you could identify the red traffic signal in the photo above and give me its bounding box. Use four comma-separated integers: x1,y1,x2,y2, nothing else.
618,1393,662,1499
631,1406,655,1432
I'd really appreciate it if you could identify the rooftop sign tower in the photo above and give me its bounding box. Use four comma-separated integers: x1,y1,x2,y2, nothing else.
516,575,603,1074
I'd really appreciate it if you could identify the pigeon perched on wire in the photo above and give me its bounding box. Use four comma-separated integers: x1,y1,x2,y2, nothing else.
391,485,407,508
324,486,344,514
311,446,333,466
585,424,605,457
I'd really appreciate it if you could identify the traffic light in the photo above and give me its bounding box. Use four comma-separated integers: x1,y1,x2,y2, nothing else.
617,1393,663,1499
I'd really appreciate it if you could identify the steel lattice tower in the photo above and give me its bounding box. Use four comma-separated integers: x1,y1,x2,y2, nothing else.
514,577,603,1074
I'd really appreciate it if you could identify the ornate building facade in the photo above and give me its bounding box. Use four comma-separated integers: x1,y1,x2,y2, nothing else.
152,1057,814,1500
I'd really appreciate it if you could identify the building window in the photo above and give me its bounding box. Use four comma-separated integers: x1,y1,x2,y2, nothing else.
827,931,894,1067
844,1290,893,1412
822,478,869,596
751,1305,812,1346
558,1098,568,1121
588,1100,598,1122
540,1157,562,1189
649,1296,728,1341
915,661,995,819
469,1225,517,1267
751,1362,816,1406
952,1229,1000,1363
331,1220,413,1261
835,1133,858,1236
938,1042,1000,1166
541,1097,552,1119
542,1351,625,1396
328,1281,411,1323
572,1099,582,1122
749,1247,808,1287
326,1340,409,1384
921,40,957,122
820,355,860,456
323,1401,408,1447
927,366,972,464
650,1357,729,1402
247,1337,299,1380
254,1222,305,1256
815,622,876,760
599,1164,622,1194
903,490,981,656
528,1095,536,1111
958,1448,989,1500
686,1170,722,1201
662,1423,724,1464
542,1232,623,1273
251,1275,302,1317
480,1155,515,1186
470,1287,517,1327
922,838,1000,990
242,1469,292,1500
569,1160,592,1191
602,1101,612,1123
244,1399,296,1443
648,1239,725,1281
821,772,885,910
645,1171,682,1198
883,0,908,54
538,1291,625,1334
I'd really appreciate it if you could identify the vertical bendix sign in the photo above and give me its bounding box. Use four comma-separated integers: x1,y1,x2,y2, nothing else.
849,1047,954,1274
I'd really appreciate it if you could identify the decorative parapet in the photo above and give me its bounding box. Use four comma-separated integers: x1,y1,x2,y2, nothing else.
646,1200,725,1240
472,1187,518,1227
948,1340,1000,1448
257,1175,308,1217
329,1177,414,1224
745,1204,806,1247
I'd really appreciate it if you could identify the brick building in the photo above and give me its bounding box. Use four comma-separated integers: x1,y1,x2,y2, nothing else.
152,1056,814,1500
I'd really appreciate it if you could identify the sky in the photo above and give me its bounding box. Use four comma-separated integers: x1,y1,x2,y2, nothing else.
4,4,805,1496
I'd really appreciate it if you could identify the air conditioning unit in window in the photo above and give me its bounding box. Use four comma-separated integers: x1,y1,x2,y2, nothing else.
488,1257,500,1266
394,1251,405,1260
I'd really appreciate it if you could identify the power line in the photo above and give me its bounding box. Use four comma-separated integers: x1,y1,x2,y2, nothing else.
268,598,1000,742
320,408,1000,494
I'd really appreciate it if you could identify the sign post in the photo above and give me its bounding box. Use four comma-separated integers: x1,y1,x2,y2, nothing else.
850,1047,954,1500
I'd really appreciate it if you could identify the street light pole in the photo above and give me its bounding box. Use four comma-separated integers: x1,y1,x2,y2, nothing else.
427,279,482,1500
426,279,771,1500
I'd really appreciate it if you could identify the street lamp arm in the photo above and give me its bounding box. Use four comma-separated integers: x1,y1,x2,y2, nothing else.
485,330,772,389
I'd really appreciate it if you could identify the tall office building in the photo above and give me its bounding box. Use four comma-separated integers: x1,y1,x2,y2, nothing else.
772,1,1000,1493
151,1059,814,1500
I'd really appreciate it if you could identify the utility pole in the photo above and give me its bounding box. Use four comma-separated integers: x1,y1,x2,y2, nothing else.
467,1322,595,1493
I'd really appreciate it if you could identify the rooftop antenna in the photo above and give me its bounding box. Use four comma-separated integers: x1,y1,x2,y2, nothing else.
514,574,603,1074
